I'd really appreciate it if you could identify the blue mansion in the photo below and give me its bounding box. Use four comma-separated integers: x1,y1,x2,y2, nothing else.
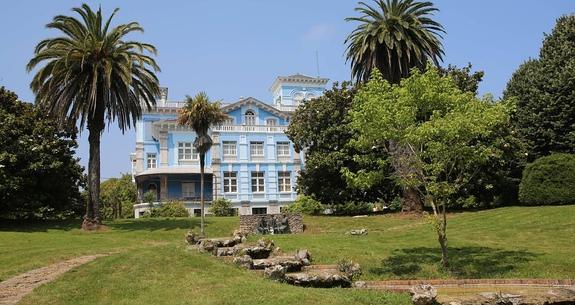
131,74,328,217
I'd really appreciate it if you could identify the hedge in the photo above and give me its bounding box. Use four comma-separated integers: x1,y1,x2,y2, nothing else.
519,153,575,205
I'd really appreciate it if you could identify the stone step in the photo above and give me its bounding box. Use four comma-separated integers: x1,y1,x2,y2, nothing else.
252,256,304,272
302,265,339,272
283,270,351,288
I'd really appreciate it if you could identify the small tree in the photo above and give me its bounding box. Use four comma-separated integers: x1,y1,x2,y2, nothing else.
177,92,228,235
348,68,513,268
209,198,234,216
100,173,138,219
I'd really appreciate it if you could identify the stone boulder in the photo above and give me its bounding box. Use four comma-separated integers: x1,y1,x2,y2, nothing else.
185,231,199,245
410,284,438,305
257,238,275,249
352,281,367,288
264,265,286,282
232,229,248,244
295,249,311,266
338,260,362,280
346,228,368,236
233,255,253,269
252,257,304,272
283,272,352,288
239,246,272,259
215,247,236,257
198,239,217,254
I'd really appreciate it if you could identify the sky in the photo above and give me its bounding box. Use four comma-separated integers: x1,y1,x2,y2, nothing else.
1,1,574,180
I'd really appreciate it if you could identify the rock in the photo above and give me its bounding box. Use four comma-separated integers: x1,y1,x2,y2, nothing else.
232,229,247,243
233,255,253,269
264,265,286,282
284,272,352,288
352,281,367,288
252,257,304,272
346,228,368,236
198,239,217,253
338,260,361,280
409,284,437,305
215,247,235,257
185,231,199,245
295,249,311,266
257,238,275,249
240,246,272,259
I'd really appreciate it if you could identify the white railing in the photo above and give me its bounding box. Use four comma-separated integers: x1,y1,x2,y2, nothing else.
212,125,287,133
275,105,299,112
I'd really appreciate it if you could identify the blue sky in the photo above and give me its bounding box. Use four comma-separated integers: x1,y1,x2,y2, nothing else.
1,1,573,179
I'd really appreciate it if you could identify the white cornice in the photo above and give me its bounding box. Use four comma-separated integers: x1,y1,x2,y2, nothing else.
269,74,329,93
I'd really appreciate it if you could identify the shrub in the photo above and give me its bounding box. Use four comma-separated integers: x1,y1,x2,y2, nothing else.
519,153,575,205
209,198,234,216
283,195,324,215
143,190,157,204
144,200,189,218
331,201,373,216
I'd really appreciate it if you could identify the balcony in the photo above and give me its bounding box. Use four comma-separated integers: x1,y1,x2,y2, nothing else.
212,125,286,133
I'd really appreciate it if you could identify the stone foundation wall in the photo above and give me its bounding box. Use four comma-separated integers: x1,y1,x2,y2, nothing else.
240,213,303,234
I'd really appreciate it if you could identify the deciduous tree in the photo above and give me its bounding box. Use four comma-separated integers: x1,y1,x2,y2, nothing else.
348,68,513,267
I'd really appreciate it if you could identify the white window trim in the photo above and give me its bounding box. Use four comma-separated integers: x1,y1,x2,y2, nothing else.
251,171,265,193
278,171,291,193
178,142,199,161
222,141,237,157
223,171,238,193
250,141,264,158
146,153,157,169
276,142,290,158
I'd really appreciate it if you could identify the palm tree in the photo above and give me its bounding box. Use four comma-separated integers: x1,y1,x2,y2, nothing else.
345,0,445,84
345,0,445,213
177,92,228,236
27,4,160,230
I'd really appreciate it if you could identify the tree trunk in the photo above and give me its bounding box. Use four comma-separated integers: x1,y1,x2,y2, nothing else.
438,224,449,269
82,125,103,230
388,141,423,213
438,203,449,268
402,187,423,213
200,152,205,236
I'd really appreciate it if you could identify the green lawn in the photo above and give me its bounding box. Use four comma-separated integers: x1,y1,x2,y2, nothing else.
1,205,574,305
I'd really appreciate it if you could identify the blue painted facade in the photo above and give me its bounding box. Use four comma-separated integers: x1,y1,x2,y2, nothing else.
131,74,328,217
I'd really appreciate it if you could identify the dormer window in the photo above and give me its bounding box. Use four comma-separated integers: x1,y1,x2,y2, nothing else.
245,110,255,125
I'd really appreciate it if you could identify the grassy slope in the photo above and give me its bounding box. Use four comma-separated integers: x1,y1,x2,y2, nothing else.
0,205,573,305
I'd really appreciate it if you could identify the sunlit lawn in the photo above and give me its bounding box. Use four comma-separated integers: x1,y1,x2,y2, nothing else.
1,205,574,305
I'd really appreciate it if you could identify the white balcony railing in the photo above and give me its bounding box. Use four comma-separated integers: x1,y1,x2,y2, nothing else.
212,125,287,133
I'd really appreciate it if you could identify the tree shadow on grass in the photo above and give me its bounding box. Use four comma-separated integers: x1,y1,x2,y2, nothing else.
106,217,203,232
370,246,539,279
0,217,205,233
0,219,81,232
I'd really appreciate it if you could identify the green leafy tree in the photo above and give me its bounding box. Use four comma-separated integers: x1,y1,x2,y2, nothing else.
177,92,228,235
345,0,445,84
504,15,575,160
348,68,513,267
100,173,138,219
209,198,234,216
345,0,446,212
0,87,85,219
27,4,160,229
286,82,398,208
438,63,484,95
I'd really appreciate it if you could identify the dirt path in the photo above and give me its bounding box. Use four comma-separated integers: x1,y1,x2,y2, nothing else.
0,254,108,305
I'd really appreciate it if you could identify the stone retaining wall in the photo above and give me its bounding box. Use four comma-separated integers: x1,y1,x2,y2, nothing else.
240,213,303,234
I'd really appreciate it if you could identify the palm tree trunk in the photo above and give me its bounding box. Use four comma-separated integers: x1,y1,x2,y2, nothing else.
82,125,102,230
200,152,205,236
388,141,423,213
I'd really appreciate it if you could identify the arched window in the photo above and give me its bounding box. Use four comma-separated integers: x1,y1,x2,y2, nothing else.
245,110,255,125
